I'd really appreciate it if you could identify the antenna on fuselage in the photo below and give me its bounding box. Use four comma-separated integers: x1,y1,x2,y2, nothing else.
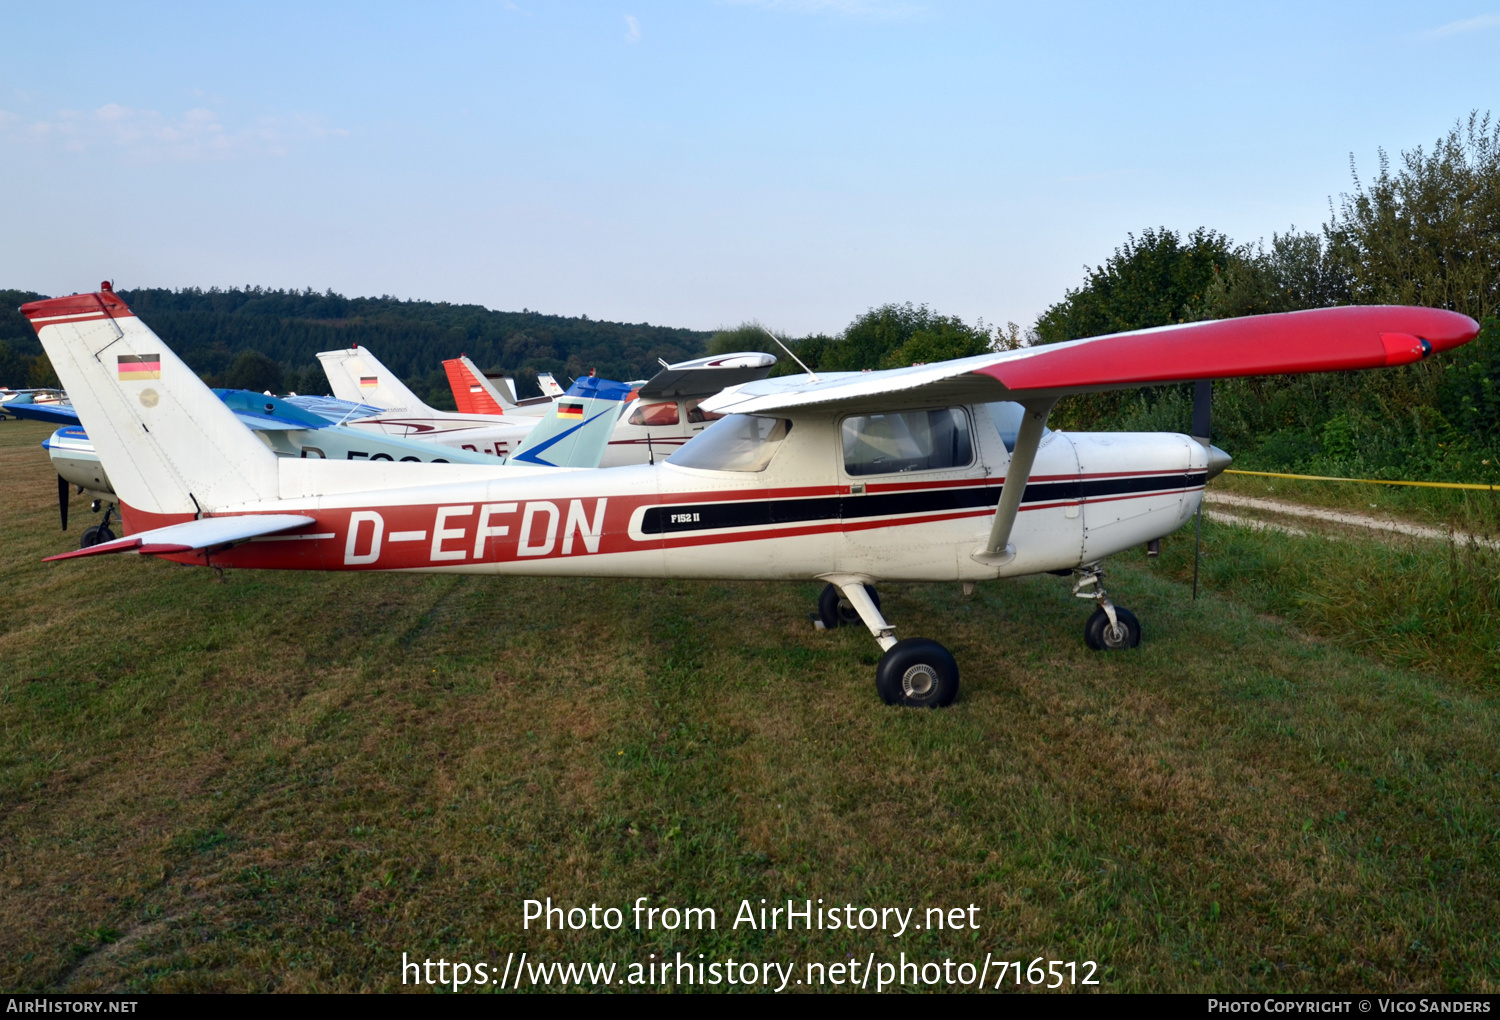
761,326,819,383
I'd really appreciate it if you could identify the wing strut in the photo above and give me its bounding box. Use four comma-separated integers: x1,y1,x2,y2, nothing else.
973,398,1057,566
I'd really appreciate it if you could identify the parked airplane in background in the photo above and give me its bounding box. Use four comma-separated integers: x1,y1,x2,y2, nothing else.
441,354,539,416
24,284,1479,707
442,350,781,467
1,388,66,417
322,344,778,466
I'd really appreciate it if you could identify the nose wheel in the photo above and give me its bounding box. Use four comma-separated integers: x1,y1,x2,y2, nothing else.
1085,605,1141,650
1073,563,1142,651
80,501,118,549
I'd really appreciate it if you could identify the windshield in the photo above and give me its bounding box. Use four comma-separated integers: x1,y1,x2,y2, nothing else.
985,401,1049,453
668,414,792,472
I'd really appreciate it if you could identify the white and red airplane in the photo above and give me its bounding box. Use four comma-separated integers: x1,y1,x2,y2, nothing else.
23,285,1479,707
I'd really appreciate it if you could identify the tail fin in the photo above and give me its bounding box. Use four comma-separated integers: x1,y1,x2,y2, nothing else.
536,372,565,399
22,287,278,515
316,346,437,413
443,355,517,415
509,376,631,468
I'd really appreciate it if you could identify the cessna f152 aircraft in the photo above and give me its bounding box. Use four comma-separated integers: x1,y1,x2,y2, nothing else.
23,285,1479,707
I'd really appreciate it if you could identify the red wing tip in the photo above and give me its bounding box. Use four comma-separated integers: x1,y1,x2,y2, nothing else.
1426,312,1482,352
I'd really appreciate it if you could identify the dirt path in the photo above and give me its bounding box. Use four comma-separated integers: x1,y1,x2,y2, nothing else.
1203,492,1500,550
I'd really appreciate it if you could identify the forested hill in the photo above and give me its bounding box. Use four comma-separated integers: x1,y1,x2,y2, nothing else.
0,286,711,405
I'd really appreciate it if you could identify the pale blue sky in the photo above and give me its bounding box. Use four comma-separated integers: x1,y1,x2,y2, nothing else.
2,2,1496,333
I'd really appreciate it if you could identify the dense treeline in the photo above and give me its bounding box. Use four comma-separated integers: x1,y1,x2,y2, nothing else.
7,114,1496,486
731,113,1499,485
1,287,711,407
1024,112,1500,485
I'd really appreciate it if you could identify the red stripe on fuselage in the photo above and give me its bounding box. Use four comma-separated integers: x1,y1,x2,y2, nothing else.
133,476,1200,573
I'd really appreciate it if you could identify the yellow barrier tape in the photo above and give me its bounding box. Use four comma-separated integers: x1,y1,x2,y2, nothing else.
1224,469,1498,492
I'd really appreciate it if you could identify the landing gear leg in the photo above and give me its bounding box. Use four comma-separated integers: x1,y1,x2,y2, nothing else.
816,582,881,630
820,575,960,708
80,501,118,549
1073,562,1141,650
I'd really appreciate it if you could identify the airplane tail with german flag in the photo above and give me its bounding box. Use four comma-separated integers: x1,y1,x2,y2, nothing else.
507,375,632,468
442,354,527,415
315,345,437,414
21,283,282,518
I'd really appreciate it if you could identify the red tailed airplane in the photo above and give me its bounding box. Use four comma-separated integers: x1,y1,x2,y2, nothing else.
22,285,1479,707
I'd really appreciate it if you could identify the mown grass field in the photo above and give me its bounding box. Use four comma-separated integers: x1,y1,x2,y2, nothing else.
2,417,1497,993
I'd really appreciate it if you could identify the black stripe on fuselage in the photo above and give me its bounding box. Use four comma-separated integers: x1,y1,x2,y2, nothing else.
640,472,1206,535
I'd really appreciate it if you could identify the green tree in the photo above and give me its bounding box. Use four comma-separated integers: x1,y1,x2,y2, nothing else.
25,355,59,389
1033,227,1237,343
1326,111,1500,321
1195,230,1349,319
0,341,29,390
221,350,284,393
706,322,779,357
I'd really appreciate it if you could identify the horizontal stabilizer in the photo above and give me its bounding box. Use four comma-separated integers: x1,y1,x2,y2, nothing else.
44,513,318,561
6,402,81,426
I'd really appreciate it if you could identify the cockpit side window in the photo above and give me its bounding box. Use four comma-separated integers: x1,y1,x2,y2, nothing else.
685,398,724,424
629,401,680,427
841,408,973,476
668,414,793,472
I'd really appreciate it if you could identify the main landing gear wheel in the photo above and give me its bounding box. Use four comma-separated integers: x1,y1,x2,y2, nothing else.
876,638,959,708
1084,606,1141,651
80,524,115,549
818,583,880,630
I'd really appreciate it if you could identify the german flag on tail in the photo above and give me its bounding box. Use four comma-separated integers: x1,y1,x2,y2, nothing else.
117,354,161,381
557,400,585,420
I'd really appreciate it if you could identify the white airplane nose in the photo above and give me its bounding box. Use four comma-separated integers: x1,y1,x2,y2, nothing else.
1206,445,1232,480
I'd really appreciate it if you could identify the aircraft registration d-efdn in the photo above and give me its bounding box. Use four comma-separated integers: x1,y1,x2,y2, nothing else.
23,285,1480,708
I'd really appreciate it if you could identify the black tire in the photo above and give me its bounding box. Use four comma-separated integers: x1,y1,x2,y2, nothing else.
875,638,959,708
80,524,115,549
1084,606,1141,651
818,583,880,629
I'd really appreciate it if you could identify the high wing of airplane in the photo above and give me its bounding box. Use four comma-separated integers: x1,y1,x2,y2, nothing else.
635,352,779,400
24,285,1479,708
